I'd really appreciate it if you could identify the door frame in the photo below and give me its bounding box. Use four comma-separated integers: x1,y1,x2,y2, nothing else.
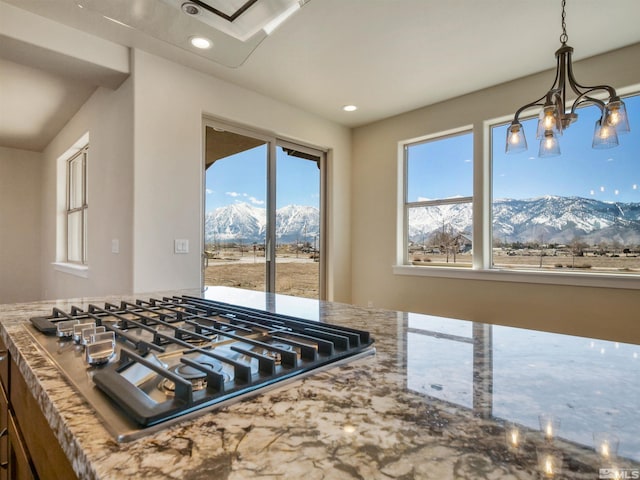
201,117,327,299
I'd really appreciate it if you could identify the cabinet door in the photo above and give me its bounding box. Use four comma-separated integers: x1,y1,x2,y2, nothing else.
0,338,9,480
0,336,8,390
0,386,7,480
8,415,34,480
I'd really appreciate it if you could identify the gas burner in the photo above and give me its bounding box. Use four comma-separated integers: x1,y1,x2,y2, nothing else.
263,343,295,365
182,333,218,347
159,360,225,395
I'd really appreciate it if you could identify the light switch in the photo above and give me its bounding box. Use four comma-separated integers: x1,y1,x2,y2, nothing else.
174,239,189,254
112,239,120,254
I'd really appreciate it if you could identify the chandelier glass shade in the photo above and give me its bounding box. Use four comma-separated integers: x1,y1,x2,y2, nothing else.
505,0,630,157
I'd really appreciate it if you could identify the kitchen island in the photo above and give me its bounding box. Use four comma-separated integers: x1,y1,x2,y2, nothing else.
0,287,638,479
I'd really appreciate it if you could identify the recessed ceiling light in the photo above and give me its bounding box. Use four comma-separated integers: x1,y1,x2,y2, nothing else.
343,105,358,112
181,2,200,16
190,36,212,49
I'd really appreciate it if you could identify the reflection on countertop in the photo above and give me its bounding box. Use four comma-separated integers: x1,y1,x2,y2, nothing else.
0,286,638,479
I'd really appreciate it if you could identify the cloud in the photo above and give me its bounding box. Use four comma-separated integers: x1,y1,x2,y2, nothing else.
206,188,213,195
463,159,472,163
224,191,263,205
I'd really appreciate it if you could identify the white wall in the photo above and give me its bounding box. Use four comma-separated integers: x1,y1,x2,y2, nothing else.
0,147,41,303
131,50,353,301
40,81,134,300
351,43,640,344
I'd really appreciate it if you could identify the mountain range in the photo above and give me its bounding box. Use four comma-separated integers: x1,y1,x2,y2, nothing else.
206,197,640,246
205,203,319,244
409,196,640,245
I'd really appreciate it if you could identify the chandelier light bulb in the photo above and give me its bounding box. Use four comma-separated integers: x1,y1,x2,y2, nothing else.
505,122,527,154
608,109,620,126
542,108,557,131
593,119,619,149
536,105,563,139
539,131,560,157
605,99,630,134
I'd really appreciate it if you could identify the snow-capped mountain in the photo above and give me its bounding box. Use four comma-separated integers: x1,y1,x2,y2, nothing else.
205,203,319,243
208,197,640,246
493,196,640,244
205,202,266,243
408,196,640,245
276,205,320,242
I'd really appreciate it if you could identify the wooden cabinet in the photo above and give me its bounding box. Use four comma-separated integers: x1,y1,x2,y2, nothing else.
0,336,76,480
0,338,10,480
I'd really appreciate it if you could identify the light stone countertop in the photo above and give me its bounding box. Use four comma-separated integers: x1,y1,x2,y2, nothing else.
0,287,638,479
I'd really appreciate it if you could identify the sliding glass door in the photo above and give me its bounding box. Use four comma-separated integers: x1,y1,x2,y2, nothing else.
203,121,324,299
274,142,321,297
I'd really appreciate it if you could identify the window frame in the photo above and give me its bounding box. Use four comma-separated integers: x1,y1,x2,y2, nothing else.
394,92,640,290
399,126,474,267
65,145,88,265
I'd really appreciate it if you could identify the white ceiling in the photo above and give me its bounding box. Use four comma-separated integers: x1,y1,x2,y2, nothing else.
2,0,640,152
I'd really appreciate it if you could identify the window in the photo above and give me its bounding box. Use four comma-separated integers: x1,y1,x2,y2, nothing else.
492,93,640,276
403,129,473,267
395,92,640,288
66,145,88,264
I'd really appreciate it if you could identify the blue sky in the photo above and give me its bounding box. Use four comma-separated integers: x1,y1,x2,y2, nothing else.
205,145,320,213
408,94,639,204
493,93,640,203
208,95,638,213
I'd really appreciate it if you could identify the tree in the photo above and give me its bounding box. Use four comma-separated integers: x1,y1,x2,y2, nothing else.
431,222,467,263
570,237,588,268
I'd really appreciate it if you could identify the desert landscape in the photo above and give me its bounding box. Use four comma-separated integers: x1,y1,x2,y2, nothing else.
205,245,639,302
204,251,320,299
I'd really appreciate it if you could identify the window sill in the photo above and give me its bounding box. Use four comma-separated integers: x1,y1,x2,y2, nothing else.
52,262,89,278
393,264,640,290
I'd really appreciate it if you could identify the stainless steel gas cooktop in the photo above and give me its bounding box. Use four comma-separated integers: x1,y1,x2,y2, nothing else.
28,295,375,442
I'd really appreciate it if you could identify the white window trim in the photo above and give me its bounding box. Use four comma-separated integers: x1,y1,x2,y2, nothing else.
397,125,474,266
55,132,90,273
52,262,89,278
393,264,640,289
66,145,89,265
395,91,640,290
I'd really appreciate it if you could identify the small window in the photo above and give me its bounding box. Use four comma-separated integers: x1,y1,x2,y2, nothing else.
491,93,640,275
66,146,88,264
403,130,473,267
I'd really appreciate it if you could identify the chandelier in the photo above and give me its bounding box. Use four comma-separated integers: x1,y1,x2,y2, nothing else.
505,0,630,157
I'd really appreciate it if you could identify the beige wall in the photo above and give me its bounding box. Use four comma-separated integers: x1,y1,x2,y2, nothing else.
0,147,41,303
351,43,640,344
40,82,134,300
131,50,353,301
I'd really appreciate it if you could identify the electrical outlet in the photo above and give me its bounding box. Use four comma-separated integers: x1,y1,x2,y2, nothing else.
111,239,119,254
367,300,374,308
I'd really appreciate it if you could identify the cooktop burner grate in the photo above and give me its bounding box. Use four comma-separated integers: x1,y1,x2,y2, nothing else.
29,295,375,440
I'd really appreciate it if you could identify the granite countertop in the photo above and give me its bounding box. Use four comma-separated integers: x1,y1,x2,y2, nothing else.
0,287,638,479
